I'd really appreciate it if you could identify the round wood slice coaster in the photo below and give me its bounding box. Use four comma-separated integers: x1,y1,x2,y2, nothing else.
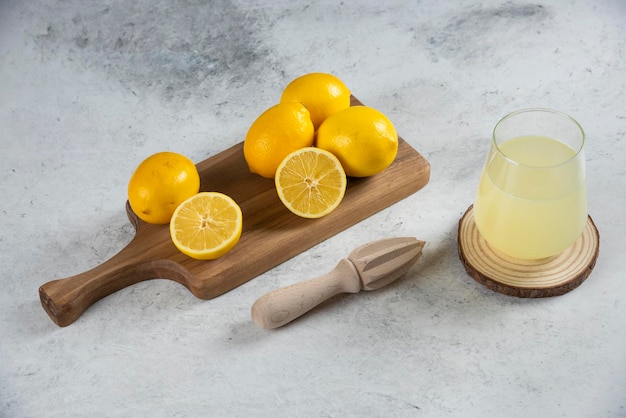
458,205,600,298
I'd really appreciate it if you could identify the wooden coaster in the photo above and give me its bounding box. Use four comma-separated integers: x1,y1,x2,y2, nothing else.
458,205,600,298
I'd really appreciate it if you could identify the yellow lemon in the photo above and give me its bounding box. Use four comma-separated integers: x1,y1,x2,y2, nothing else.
243,102,315,179
316,106,398,177
170,192,243,260
275,147,347,218
280,72,351,129
128,152,200,224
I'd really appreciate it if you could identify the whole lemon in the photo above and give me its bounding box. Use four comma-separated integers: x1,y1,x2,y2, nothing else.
128,152,200,224
243,102,315,178
280,73,351,129
316,106,398,177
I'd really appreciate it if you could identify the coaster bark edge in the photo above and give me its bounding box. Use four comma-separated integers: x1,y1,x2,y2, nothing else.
457,205,600,298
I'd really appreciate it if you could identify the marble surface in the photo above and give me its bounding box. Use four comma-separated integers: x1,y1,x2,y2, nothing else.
1,0,625,416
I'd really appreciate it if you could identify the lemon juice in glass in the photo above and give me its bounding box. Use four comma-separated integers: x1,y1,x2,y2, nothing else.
473,109,586,260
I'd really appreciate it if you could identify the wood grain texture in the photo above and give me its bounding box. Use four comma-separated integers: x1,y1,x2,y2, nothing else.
251,258,362,329
38,96,431,326
458,205,600,298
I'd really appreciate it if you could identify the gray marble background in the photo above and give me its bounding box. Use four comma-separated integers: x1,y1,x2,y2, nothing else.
1,1,625,417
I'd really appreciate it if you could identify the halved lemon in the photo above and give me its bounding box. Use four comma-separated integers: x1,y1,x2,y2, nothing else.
170,192,243,260
275,147,347,218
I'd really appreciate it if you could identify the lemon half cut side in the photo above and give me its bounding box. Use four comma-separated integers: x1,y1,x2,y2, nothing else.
170,192,243,260
275,147,347,219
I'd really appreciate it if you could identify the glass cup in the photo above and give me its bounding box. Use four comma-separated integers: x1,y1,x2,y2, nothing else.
473,109,586,260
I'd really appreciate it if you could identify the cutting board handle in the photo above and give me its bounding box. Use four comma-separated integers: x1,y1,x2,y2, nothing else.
39,203,197,327
251,258,362,329
38,239,192,327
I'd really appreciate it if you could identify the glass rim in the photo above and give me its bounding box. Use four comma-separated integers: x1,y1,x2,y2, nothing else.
492,108,586,169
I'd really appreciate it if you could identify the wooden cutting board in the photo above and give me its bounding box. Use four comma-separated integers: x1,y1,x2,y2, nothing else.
39,96,431,326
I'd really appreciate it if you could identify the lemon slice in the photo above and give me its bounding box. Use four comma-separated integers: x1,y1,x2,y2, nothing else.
275,147,347,218
170,192,243,260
